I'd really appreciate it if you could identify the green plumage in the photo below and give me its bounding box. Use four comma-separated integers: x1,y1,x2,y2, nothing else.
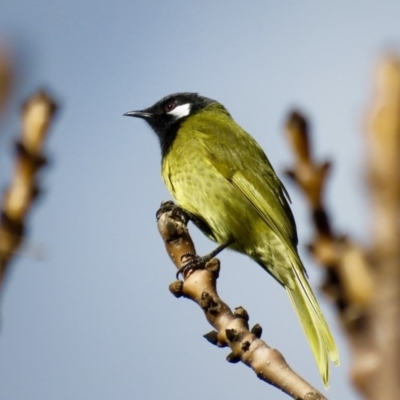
125,93,339,387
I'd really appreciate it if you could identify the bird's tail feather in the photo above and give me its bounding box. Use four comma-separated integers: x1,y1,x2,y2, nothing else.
286,256,339,388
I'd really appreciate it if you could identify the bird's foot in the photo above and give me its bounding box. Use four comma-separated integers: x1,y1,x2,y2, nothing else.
176,252,212,279
156,201,189,225
176,239,235,279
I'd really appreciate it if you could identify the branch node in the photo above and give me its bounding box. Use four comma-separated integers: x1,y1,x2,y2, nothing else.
225,328,242,343
0,211,24,237
203,330,219,346
285,169,297,182
303,392,327,400
168,280,184,297
241,340,250,352
234,306,249,322
321,160,332,175
199,291,220,314
312,208,331,236
205,258,220,277
15,140,48,168
226,352,241,364
251,323,262,338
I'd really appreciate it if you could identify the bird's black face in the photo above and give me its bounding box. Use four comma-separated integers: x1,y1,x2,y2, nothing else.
124,92,215,155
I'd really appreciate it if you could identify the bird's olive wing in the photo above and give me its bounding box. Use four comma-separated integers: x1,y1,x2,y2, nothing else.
230,170,296,247
203,123,298,249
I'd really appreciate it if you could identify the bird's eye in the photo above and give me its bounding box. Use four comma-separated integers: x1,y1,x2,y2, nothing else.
164,101,176,112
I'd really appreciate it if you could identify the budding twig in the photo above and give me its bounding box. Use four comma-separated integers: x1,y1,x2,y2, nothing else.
285,112,373,316
366,57,400,400
0,90,57,287
284,57,400,400
157,207,327,400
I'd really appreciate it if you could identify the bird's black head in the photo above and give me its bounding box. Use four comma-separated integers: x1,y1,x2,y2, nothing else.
124,92,216,156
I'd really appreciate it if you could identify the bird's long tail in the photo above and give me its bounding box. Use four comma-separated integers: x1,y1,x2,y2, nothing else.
286,256,340,388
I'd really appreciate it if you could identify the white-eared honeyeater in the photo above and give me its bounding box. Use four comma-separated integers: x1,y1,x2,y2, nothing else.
124,92,339,387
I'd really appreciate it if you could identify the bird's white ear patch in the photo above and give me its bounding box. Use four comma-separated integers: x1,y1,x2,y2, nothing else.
168,103,191,119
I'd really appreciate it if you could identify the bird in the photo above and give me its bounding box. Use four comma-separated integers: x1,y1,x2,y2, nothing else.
124,92,339,387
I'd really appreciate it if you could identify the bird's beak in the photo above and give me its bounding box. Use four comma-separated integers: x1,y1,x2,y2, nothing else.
123,110,152,119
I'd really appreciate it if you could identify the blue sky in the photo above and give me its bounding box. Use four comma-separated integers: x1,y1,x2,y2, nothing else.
0,1,398,399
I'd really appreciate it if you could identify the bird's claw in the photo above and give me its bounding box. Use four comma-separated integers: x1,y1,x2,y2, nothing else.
156,201,189,225
176,252,209,279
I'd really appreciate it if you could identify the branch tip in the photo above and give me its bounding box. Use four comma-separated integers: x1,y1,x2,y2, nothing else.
250,324,263,338
226,352,241,364
168,280,184,298
203,330,219,346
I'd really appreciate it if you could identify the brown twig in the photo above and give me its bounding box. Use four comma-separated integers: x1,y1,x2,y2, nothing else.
285,56,400,400
366,57,400,400
157,208,327,400
284,112,373,316
284,111,376,398
0,46,13,119
0,90,57,286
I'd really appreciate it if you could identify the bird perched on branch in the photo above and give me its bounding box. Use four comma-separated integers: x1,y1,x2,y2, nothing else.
124,92,339,387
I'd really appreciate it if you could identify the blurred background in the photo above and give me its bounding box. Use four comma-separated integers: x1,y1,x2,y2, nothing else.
0,1,398,399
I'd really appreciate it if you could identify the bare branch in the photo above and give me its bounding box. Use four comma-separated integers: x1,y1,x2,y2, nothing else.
284,56,400,400
285,109,378,398
285,111,376,396
285,111,373,314
366,57,400,400
0,90,57,286
157,209,327,400
0,46,13,119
